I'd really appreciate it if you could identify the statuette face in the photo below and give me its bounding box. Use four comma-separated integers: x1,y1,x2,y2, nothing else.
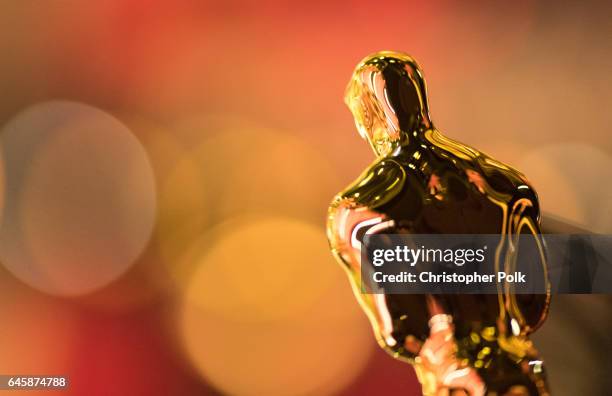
327,51,551,395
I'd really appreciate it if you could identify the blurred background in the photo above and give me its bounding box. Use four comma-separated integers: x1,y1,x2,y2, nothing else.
0,1,610,395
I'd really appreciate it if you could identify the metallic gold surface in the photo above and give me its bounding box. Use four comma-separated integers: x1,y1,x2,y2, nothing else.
327,51,551,395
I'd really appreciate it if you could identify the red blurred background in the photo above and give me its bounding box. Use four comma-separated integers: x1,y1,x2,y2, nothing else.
0,1,610,395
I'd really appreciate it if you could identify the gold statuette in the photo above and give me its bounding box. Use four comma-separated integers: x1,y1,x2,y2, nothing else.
327,51,551,396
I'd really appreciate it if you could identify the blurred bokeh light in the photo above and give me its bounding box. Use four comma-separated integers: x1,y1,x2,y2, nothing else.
0,101,156,296
0,1,609,395
147,117,341,286
180,216,373,395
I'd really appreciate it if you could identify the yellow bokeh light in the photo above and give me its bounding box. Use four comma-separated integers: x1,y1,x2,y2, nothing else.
152,116,340,287
179,216,373,396
181,216,338,321
135,118,210,286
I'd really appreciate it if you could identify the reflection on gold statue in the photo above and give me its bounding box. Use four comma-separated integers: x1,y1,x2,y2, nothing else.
327,51,551,395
